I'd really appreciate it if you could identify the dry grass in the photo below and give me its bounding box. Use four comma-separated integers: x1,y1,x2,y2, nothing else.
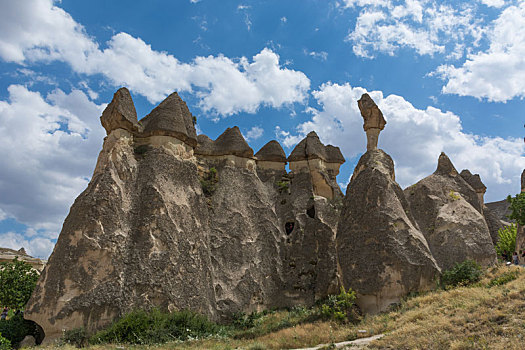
36,265,525,350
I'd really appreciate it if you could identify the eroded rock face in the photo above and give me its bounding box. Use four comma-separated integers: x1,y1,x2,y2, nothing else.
336,149,440,314
404,153,496,270
24,130,216,340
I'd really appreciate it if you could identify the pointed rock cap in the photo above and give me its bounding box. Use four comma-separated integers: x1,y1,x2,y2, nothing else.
460,169,487,193
140,92,198,147
434,152,458,176
100,87,139,134
17,247,27,255
195,127,254,158
195,134,215,156
255,140,286,162
288,131,345,164
214,126,253,158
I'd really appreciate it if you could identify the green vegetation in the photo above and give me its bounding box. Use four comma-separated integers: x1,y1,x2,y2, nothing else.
0,313,37,347
507,192,525,225
276,180,289,194
200,167,218,196
488,269,520,287
440,259,482,289
89,309,222,345
495,224,517,259
0,257,39,310
0,334,10,350
62,328,88,348
133,145,150,155
319,287,359,323
448,190,460,200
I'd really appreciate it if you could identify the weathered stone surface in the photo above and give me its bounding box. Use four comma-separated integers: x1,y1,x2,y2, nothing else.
100,87,140,135
140,92,198,146
288,131,344,164
483,205,506,245
460,170,487,194
485,199,513,225
19,335,36,348
0,247,46,272
337,149,440,314
25,132,216,341
357,94,386,150
255,140,286,162
522,169,525,191
195,127,253,158
404,153,496,270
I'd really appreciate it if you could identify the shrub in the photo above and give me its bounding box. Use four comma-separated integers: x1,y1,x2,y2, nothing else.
440,260,483,289
488,270,520,287
0,257,39,310
276,181,289,194
319,287,359,323
200,167,218,196
0,334,10,350
62,327,88,348
232,311,265,329
90,309,221,345
507,192,525,226
133,145,150,155
0,314,35,347
494,224,517,259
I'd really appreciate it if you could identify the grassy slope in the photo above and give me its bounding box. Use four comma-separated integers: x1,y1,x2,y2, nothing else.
41,265,525,350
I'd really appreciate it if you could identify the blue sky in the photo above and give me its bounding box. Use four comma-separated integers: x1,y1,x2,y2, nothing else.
0,0,524,258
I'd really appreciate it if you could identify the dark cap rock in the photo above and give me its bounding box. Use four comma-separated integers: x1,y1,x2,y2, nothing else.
255,140,286,162
140,92,198,147
100,87,139,134
460,169,487,193
195,127,253,158
434,152,458,176
288,131,345,164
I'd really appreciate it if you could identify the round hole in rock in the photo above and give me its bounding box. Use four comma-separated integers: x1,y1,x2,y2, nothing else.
306,205,315,218
285,222,295,235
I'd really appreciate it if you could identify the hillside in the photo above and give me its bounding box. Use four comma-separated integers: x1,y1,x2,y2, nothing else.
34,264,524,350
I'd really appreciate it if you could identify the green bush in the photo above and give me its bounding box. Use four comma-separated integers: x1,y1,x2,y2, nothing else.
200,167,218,196
276,181,289,194
488,270,520,287
90,309,221,345
0,257,39,310
0,333,10,350
0,314,35,347
232,311,266,330
495,224,517,259
440,260,483,289
507,192,525,226
63,327,88,348
319,287,359,323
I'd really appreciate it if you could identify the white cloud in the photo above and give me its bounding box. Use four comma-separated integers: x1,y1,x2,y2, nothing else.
344,0,484,59
306,50,328,61
479,0,505,8
0,85,105,238
244,126,264,141
0,232,54,259
278,82,525,201
436,2,525,102
0,0,309,116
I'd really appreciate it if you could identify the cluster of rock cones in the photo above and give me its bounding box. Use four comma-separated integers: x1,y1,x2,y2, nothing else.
25,88,501,342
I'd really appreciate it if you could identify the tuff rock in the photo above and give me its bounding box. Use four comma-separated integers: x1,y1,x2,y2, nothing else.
336,149,440,313
404,153,496,270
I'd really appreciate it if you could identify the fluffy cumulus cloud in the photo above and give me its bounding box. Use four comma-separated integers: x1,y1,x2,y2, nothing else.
436,2,525,102
244,126,264,141
343,0,484,59
277,82,525,201
0,85,105,258
0,0,309,116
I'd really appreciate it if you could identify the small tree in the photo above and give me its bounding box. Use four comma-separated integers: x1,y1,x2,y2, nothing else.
507,192,525,226
0,258,39,310
495,224,517,259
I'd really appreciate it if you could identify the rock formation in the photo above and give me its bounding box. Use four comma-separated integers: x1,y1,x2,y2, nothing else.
25,88,501,341
336,149,440,313
25,90,345,342
460,169,504,245
404,153,496,270
357,93,386,150
0,247,46,272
